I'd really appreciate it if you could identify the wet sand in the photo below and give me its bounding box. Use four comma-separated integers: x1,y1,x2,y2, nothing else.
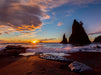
65,52,101,75
0,52,101,75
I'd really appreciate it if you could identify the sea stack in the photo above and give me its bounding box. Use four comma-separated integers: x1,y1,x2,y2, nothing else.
60,34,68,44
69,19,91,45
93,36,101,43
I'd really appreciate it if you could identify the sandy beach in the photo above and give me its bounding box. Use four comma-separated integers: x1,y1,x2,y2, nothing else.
0,56,70,75
0,52,101,75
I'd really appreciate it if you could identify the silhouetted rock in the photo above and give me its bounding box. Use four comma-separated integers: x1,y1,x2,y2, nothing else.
93,36,101,43
60,34,68,44
0,45,27,56
69,19,91,45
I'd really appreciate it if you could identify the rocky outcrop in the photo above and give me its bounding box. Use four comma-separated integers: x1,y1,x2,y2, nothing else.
68,61,93,72
0,45,27,56
69,19,91,45
93,36,101,43
60,34,68,44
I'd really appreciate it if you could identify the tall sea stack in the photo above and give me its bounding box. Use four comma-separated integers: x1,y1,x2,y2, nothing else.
69,19,91,45
60,34,68,44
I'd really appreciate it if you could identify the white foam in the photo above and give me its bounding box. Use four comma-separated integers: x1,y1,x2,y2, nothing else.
40,54,70,62
1,43,101,57
26,44,101,54
43,53,70,56
0,47,5,51
19,52,35,56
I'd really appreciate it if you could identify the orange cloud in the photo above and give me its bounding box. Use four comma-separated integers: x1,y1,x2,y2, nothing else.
57,22,63,26
16,24,42,31
0,25,17,35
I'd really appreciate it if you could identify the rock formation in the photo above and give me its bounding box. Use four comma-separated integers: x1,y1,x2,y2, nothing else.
69,19,91,45
68,61,93,72
93,35,101,43
0,45,27,56
60,34,68,44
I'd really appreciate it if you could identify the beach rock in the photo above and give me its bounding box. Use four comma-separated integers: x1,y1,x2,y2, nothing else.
6,45,26,52
40,54,73,62
69,19,91,45
60,34,68,44
0,45,27,56
93,36,101,43
6,45,26,51
68,61,93,72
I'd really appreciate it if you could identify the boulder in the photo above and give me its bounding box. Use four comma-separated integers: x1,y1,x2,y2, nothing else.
93,36,101,43
68,61,93,72
69,19,91,45
0,45,27,56
6,45,26,50
1,50,20,56
60,34,68,44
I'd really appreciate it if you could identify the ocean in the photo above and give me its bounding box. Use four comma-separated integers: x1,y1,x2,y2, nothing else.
0,43,101,56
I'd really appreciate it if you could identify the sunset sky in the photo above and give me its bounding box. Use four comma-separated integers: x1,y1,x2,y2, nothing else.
0,0,101,43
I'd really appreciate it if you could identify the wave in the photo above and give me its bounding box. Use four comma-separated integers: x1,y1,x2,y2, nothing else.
0,43,101,56
26,43,101,53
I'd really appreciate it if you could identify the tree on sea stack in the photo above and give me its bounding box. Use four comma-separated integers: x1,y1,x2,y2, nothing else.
60,34,68,44
69,19,91,45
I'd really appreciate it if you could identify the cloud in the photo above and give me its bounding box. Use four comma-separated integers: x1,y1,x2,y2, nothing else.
57,22,63,26
0,0,100,32
40,38,56,41
0,25,17,35
67,9,74,13
52,12,55,16
0,33,2,35
0,0,69,32
88,23,101,35
88,31,101,35
44,31,47,34
66,15,70,17
41,15,50,20
0,0,43,31
20,31,32,35
0,40,5,42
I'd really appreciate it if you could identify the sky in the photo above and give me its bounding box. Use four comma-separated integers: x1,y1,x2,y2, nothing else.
0,0,101,43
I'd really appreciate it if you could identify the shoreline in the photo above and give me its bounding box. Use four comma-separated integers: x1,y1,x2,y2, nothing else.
0,52,101,75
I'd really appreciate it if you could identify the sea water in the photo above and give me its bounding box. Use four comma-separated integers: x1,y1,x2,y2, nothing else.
0,43,101,56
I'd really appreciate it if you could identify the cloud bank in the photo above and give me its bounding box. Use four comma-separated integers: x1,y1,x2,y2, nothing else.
0,0,100,32
0,0,43,31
